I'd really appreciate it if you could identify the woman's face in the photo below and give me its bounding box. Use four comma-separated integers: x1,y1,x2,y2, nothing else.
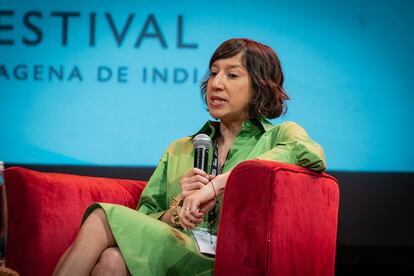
206,52,253,123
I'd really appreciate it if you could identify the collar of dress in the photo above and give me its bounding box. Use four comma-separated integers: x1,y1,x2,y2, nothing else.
191,116,273,139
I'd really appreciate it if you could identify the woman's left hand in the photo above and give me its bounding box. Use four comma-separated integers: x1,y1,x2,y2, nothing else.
178,186,211,230
178,173,229,230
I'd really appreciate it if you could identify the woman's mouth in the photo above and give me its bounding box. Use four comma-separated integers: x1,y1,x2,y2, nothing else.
210,96,226,106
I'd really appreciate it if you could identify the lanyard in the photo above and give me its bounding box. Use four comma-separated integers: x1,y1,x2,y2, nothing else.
210,142,222,176
207,142,226,237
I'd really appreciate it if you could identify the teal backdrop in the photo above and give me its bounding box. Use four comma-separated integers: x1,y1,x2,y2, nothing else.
0,0,413,172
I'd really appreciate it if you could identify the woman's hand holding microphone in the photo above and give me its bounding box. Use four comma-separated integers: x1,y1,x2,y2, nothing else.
178,168,217,230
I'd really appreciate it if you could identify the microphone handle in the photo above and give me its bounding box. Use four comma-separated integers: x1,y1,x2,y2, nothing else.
194,148,209,172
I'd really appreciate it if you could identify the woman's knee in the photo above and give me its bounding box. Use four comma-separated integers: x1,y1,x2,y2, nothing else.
91,247,129,276
79,208,115,246
85,208,107,224
82,208,109,232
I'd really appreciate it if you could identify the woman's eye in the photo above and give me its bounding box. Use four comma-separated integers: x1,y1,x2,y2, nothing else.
227,73,238,79
210,71,218,77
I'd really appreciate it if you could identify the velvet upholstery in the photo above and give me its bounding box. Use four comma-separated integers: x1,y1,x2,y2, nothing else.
3,161,339,276
4,167,146,276
215,161,339,276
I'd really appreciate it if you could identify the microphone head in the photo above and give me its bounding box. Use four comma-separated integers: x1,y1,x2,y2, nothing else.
192,134,212,150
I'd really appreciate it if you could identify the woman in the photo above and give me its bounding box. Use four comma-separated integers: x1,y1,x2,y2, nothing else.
53,38,326,276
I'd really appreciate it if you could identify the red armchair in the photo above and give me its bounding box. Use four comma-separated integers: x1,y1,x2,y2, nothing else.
4,160,339,276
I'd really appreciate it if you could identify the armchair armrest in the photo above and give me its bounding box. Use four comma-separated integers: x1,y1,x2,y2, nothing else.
4,167,146,276
215,160,339,276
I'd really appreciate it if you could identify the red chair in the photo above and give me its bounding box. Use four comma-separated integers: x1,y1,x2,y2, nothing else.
4,160,339,276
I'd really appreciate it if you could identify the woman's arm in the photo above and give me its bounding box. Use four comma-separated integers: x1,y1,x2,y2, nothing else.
256,121,326,172
139,141,221,228
137,149,169,219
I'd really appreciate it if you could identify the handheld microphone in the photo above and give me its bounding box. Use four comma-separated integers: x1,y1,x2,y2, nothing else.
193,134,216,233
192,134,212,172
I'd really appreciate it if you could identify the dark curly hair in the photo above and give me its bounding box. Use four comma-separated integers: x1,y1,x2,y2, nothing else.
201,38,289,119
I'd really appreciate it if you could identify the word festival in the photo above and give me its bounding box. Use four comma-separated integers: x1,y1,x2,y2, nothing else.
0,64,201,84
0,10,198,48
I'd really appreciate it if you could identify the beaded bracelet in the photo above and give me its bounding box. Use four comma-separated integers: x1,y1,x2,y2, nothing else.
210,180,218,202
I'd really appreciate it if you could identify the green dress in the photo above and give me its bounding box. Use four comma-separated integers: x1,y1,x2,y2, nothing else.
83,117,326,276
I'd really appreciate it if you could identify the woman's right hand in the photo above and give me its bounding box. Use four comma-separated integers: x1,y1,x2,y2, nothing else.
179,168,211,199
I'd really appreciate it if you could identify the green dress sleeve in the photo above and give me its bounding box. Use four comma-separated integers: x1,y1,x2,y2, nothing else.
256,121,326,172
136,148,169,219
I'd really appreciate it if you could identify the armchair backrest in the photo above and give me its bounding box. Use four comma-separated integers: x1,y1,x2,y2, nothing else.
4,167,146,276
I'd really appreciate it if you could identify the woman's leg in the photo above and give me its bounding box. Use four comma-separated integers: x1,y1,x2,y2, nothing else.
91,247,131,276
53,208,116,276
53,243,74,275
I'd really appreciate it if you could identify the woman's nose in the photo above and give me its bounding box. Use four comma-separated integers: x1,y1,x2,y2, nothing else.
211,73,224,90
